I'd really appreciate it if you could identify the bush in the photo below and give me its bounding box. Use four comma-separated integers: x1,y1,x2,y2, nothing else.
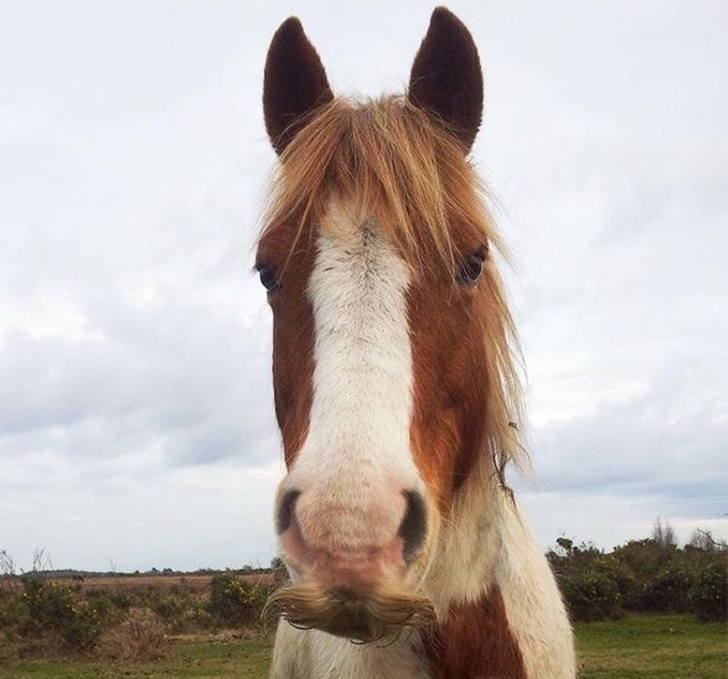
562,565,623,622
20,575,102,651
144,590,212,633
0,579,26,644
640,564,693,614
208,572,269,627
612,538,678,604
549,542,624,622
691,559,727,622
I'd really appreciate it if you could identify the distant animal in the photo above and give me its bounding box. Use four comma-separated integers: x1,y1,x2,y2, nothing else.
256,7,575,678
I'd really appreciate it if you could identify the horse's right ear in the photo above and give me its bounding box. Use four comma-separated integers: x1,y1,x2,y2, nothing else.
408,8,483,152
263,18,333,155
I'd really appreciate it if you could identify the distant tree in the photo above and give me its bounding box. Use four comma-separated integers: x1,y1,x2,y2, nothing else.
31,547,53,573
688,528,727,552
0,549,16,577
652,517,677,547
555,537,574,555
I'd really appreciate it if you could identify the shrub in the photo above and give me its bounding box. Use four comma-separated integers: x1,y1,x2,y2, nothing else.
0,579,26,643
20,575,102,651
144,590,212,633
612,539,676,585
691,559,727,622
640,564,693,614
208,572,269,627
562,566,623,622
549,543,625,622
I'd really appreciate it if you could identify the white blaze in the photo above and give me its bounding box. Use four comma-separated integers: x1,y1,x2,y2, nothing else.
284,201,421,550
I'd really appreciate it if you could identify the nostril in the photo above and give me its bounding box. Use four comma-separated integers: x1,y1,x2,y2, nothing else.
276,489,300,535
399,490,427,562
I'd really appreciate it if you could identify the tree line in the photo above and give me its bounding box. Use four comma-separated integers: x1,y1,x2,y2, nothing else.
547,521,727,622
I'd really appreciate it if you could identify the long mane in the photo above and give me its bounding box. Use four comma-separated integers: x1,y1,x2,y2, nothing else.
260,96,526,482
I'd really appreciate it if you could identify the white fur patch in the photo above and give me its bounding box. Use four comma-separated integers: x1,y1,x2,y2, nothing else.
422,456,502,616
282,200,423,549
498,501,576,678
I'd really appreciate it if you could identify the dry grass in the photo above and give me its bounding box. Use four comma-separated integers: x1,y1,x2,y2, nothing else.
96,608,168,662
2,572,275,597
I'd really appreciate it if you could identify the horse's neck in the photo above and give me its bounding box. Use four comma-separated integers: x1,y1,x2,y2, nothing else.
423,457,576,679
424,460,505,614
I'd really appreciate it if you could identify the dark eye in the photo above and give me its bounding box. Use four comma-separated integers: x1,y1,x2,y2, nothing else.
256,262,281,293
456,245,488,286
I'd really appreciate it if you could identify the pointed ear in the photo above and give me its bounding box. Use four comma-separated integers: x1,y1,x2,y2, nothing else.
408,8,483,152
263,17,334,155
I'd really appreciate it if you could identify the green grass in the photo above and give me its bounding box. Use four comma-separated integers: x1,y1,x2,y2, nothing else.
0,615,724,678
575,614,726,679
0,637,271,679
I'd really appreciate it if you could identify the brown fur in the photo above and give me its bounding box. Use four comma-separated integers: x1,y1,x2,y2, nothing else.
256,221,317,466
425,587,527,678
264,581,436,644
408,275,490,504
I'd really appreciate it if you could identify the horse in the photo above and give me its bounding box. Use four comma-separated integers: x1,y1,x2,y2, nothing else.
256,7,575,678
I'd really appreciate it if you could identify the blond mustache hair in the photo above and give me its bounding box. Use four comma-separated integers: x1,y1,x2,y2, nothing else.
263,581,437,644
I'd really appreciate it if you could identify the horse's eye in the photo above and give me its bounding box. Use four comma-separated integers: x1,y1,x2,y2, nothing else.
257,263,281,293
457,246,487,286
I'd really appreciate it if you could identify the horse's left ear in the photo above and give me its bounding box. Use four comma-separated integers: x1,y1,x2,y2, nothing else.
264,17,334,155
408,7,483,152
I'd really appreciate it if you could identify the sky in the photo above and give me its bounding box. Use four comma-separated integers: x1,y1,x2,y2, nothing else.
1,0,726,573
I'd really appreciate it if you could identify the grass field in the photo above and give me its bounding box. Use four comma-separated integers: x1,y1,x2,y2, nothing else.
0,636,271,679
576,614,726,679
0,615,724,678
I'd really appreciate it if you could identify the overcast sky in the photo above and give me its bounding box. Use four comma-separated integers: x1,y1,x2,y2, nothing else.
1,0,726,573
